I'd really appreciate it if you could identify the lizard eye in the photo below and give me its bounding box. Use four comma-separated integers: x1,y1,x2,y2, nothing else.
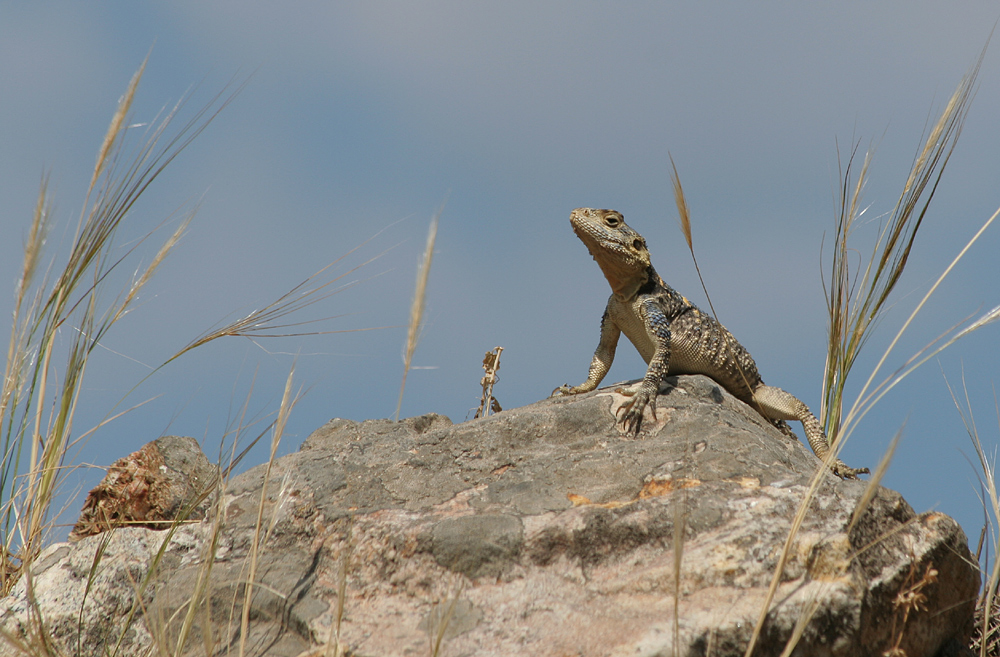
633,239,644,251
605,215,619,227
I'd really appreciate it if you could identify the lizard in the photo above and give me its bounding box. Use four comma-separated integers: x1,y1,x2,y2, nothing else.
551,207,868,479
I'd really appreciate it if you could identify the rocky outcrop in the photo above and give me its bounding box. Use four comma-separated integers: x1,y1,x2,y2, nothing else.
0,375,979,656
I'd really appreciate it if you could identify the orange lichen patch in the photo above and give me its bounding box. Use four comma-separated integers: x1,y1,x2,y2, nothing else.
566,494,635,509
920,512,949,530
639,477,701,499
492,464,513,476
729,477,760,489
568,477,702,508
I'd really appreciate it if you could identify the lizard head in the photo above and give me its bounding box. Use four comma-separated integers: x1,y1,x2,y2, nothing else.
569,208,652,300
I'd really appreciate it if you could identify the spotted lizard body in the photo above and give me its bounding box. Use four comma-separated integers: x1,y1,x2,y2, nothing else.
552,207,868,479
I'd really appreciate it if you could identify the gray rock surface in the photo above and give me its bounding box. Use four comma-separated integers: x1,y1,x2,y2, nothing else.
0,375,979,656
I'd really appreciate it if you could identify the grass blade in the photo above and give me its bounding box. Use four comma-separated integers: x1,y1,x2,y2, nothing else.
395,208,440,420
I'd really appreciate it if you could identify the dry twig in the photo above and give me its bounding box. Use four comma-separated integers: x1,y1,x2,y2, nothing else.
474,347,503,419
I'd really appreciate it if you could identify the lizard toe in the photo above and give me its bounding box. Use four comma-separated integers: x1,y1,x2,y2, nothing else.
617,391,650,435
621,410,643,434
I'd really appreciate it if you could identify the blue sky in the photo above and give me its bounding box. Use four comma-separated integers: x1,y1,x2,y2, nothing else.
2,3,1000,546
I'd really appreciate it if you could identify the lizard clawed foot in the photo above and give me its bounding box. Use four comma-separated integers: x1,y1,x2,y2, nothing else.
831,462,870,480
551,384,573,397
618,390,655,435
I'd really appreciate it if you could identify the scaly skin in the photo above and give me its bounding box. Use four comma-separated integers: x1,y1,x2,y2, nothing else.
552,207,868,479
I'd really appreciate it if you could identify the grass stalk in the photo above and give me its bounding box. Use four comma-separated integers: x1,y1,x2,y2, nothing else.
166,240,392,366
669,154,716,318
945,374,1000,657
672,492,686,657
670,157,759,397
395,209,440,420
847,427,901,534
321,533,351,657
88,57,146,195
429,580,462,657
238,366,298,657
774,426,901,656
822,45,984,445
837,210,1000,448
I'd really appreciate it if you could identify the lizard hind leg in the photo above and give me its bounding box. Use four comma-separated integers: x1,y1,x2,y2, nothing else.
751,385,869,479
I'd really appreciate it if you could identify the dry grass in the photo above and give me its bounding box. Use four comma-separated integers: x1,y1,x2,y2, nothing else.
301,528,352,657
428,580,462,657
947,374,1000,657
166,239,390,368
669,157,759,399
0,58,390,657
847,427,901,534
669,154,711,315
105,385,290,657
329,531,352,657
0,54,241,573
671,492,686,657
821,45,986,446
395,208,440,420
114,376,295,657
885,562,939,656
238,367,299,657
742,45,995,656
670,60,991,651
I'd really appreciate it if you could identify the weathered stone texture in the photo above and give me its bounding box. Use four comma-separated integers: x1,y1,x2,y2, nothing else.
0,375,978,656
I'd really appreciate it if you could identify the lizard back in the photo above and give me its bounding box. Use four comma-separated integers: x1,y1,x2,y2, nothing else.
610,269,764,406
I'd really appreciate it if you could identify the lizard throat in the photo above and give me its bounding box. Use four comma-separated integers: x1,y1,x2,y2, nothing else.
597,260,649,300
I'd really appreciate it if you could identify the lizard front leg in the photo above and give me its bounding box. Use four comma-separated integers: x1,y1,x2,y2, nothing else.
552,308,620,396
618,298,672,434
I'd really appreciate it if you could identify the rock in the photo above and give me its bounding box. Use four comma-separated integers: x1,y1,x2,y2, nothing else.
0,375,978,656
0,530,158,654
70,435,218,540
